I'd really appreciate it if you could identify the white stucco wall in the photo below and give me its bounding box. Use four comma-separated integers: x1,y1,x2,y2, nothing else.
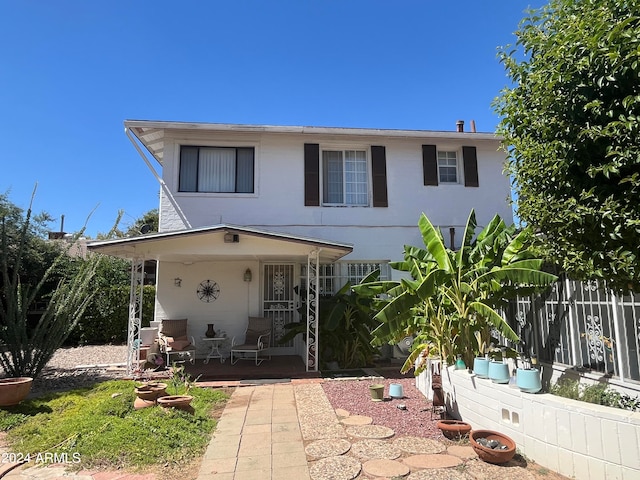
154,260,262,355
155,129,512,264
417,364,640,480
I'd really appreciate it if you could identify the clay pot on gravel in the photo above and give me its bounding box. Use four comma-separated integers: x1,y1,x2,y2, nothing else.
469,429,516,464
0,377,33,406
436,419,472,440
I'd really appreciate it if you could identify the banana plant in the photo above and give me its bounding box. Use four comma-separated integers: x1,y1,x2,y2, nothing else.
353,210,558,373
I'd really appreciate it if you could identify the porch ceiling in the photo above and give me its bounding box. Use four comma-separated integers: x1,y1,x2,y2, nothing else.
86,224,353,263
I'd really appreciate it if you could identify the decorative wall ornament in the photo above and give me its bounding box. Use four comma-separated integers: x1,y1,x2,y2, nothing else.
584,314,604,362
197,280,220,303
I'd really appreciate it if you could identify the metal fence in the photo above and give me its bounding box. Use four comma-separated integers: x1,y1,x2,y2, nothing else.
504,275,640,384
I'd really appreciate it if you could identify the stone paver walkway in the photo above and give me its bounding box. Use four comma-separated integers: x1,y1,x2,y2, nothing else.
1,380,559,480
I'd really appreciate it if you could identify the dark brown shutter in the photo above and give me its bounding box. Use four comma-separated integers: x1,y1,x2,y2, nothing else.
371,145,388,207
462,146,479,187
304,143,320,206
422,145,438,186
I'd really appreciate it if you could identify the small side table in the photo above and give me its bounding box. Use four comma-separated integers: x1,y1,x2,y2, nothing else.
202,337,227,364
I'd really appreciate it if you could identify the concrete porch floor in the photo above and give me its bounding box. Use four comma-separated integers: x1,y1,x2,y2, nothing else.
182,355,322,385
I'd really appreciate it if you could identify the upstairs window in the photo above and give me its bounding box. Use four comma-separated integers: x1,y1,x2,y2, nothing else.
437,151,458,183
322,149,368,206
179,146,254,193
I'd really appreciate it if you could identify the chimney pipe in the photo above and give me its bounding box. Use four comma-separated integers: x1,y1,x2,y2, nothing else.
60,214,65,233
470,120,476,133
456,120,464,133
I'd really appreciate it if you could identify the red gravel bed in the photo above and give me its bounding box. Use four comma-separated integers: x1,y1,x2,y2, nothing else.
321,376,445,439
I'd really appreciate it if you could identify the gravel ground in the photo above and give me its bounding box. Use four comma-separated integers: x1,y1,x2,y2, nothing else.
321,376,445,439
4,345,130,397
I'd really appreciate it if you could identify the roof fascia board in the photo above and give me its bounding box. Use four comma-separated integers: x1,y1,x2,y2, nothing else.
124,120,502,142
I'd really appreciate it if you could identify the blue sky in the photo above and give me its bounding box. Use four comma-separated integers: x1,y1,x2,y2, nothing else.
1,1,544,237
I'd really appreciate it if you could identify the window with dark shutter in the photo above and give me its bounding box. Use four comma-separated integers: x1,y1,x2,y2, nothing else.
422,145,438,186
371,145,388,207
304,143,320,206
462,146,479,187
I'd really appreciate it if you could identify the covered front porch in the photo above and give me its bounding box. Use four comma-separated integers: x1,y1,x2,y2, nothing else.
87,225,353,375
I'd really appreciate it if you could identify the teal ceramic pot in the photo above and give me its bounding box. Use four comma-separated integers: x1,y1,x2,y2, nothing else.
488,361,510,384
389,383,404,398
473,357,490,378
516,368,542,393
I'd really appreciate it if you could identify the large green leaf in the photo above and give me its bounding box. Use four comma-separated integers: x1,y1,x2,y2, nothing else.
418,213,453,272
475,267,557,289
455,210,477,270
469,302,519,342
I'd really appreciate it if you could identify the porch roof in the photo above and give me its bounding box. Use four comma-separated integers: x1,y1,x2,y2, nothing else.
86,224,353,263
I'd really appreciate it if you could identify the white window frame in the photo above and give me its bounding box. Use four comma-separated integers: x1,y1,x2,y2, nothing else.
437,150,460,184
321,147,370,206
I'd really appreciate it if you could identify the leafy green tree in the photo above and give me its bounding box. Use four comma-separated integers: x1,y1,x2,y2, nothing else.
353,211,557,373
494,0,640,293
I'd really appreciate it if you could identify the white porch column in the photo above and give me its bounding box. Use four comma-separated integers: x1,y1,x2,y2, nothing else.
126,258,145,374
306,249,320,372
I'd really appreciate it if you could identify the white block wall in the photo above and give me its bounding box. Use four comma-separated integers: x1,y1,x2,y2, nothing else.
417,364,640,480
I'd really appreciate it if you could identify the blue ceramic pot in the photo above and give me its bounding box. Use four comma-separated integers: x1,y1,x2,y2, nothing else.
488,361,510,384
473,357,490,378
516,368,542,393
389,383,404,398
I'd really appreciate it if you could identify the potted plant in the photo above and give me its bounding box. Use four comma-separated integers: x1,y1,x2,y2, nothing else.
156,364,201,411
0,188,100,405
353,210,557,375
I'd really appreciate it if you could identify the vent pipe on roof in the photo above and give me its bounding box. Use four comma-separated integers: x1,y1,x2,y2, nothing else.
470,120,477,133
456,120,464,132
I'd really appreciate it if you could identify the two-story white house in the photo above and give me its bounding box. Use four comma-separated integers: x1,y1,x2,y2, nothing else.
88,120,512,371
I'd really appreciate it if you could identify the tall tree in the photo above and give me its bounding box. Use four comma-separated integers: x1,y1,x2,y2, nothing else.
494,0,640,293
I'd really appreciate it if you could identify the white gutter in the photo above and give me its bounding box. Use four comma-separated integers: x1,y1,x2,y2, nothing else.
125,127,192,229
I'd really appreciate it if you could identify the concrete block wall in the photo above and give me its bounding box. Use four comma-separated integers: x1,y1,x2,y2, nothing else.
416,364,640,480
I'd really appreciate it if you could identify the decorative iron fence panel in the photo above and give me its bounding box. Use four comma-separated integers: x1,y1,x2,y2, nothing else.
506,276,640,384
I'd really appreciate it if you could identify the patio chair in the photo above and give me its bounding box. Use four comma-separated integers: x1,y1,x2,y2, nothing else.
158,318,196,365
230,316,272,366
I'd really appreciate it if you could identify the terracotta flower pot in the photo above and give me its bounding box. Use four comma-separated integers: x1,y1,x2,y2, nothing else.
470,429,516,464
436,419,472,440
0,377,33,406
157,395,194,411
134,382,168,402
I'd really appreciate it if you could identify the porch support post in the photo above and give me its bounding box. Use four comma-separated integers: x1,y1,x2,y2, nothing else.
126,258,145,374
306,249,320,372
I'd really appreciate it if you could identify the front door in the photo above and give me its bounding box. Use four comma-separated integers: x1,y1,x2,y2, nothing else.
262,264,296,355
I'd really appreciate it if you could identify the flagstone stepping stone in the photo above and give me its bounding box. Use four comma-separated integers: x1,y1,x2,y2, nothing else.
447,445,477,459
408,469,473,480
393,436,446,454
309,456,361,480
463,460,539,480
403,453,463,470
350,439,402,460
346,424,395,439
362,458,410,478
335,408,350,418
340,414,372,426
305,439,352,459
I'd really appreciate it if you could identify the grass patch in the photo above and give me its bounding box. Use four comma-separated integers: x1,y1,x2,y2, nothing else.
0,379,229,471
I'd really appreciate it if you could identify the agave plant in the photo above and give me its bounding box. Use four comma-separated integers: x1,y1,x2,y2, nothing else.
0,189,102,378
353,210,557,374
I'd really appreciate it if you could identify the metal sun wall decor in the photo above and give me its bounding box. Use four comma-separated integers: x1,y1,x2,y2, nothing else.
197,279,220,303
